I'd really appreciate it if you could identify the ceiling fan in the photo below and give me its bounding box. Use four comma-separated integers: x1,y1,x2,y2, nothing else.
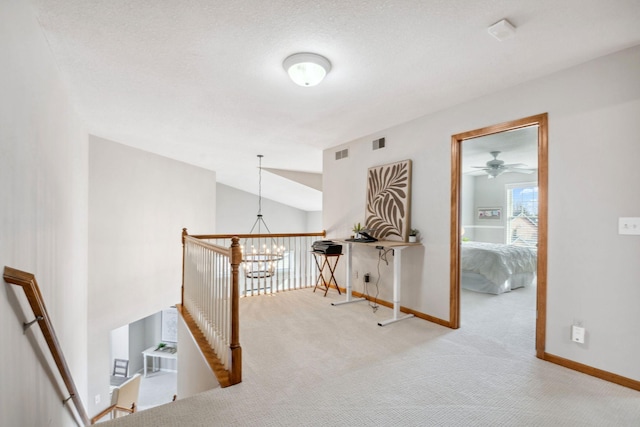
472,151,535,179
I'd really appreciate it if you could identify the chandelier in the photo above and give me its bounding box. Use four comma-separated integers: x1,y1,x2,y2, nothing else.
241,155,285,278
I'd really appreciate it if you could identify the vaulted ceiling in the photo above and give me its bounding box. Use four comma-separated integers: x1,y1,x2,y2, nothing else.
29,0,640,211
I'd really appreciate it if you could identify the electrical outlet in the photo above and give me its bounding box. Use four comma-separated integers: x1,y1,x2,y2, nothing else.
619,217,640,235
364,273,370,283
95,394,101,404
571,325,585,344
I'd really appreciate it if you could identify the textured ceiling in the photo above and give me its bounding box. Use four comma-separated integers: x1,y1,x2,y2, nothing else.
29,0,640,211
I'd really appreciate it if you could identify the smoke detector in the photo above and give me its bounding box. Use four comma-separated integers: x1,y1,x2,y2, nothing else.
488,19,516,41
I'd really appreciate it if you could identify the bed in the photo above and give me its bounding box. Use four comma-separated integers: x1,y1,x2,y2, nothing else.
461,241,537,294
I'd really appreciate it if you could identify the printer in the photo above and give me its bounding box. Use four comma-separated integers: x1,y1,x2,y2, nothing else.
312,240,342,255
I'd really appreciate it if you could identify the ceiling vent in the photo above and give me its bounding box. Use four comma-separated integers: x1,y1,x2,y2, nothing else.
335,148,349,160
372,138,386,150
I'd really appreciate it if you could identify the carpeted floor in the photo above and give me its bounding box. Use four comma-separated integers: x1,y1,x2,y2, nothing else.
137,370,177,411
105,285,640,426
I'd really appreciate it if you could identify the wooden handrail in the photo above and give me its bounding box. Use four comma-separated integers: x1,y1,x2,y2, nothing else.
186,230,326,240
90,403,136,424
90,404,117,424
183,235,232,255
3,266,90,427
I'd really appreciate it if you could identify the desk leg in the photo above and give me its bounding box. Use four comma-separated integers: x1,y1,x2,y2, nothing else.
378,246,414,326
143,354,147,378
332,242,365,306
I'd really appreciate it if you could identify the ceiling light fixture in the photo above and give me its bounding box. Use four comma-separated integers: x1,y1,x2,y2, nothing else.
242,155,285,278
488,19,516,41
283,52,331,87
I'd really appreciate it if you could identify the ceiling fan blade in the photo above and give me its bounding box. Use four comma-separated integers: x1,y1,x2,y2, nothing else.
502,163,526,168
506,168,535,174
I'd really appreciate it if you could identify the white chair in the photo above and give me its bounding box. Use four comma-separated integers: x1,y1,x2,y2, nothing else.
91,373,142,424
109,373,141,418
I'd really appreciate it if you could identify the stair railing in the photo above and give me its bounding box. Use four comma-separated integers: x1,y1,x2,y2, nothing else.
180,229,326,387
181,231,243,386
3,266,90,427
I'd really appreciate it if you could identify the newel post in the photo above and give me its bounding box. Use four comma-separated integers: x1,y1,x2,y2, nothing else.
229,236,242,384
181,228,188,308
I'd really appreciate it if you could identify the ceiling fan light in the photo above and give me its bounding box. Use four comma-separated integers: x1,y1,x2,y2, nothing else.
283,53,331,87
487,169,502,179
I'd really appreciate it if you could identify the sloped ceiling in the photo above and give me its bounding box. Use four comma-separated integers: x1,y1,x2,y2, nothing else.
28,0,640,211
462,126,539,176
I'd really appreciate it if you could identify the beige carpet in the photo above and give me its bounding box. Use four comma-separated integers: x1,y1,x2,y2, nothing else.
105,286,640,426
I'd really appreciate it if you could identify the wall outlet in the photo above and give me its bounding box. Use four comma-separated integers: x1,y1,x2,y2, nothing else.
571,325,585,344
619,217,640,235
364,273,370,283
94,394,101,404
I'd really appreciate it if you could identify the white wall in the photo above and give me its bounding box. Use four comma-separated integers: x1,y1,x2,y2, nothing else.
216,183,320,234
0,0,89,425
306,210,323,232
460,175,476,241
324,46,640,382
88,137,216,415
110,325,129,373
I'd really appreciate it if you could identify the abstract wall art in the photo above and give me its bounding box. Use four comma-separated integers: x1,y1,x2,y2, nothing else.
365,159,412,242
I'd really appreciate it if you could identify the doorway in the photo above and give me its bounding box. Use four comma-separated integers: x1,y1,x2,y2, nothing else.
450,114,548,358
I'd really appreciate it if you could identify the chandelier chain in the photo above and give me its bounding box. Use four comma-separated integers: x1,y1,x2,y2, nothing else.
258,154,262,216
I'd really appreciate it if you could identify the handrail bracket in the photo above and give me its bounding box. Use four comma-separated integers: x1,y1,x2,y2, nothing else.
23,315,44,333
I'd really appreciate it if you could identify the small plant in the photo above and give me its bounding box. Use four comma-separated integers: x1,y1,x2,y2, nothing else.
353,222,363,234
409,228,419,236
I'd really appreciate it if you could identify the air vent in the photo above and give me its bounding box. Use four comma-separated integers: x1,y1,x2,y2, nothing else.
335,148,349,160
372,138,386,150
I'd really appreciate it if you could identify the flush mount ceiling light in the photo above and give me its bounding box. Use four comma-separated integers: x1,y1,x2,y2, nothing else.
488,18,516,41
283,52,331,87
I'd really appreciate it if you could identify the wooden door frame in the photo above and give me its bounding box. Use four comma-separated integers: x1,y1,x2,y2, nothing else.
450,113,548,358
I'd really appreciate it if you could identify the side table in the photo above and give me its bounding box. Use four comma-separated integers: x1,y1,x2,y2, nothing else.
311,252,342,296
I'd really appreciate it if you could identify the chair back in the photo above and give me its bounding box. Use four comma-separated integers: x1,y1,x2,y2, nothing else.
111,373,141,414
113,358,129,377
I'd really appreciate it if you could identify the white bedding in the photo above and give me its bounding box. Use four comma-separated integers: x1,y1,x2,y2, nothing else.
461,241,537,294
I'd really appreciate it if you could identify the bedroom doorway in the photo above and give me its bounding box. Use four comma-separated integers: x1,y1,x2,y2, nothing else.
450,113,548,358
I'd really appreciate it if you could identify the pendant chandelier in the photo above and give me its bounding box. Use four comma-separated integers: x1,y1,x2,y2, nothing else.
241,155,285,278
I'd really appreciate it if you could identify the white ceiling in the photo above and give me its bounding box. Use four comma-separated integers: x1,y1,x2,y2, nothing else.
29,0,640,211
462,126,538,176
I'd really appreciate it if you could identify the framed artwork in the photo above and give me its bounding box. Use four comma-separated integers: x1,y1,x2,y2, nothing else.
477,207,502,220
161,307,178,343
365,159,412,241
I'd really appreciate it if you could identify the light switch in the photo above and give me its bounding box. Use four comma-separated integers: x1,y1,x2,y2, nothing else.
572,325,585,344
619,217,640,235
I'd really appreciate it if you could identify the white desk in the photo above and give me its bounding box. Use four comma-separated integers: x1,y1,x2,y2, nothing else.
333,239,420,326
142,346,177,377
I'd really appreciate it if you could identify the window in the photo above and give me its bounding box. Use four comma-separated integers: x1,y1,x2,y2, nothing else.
506,183,538,248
